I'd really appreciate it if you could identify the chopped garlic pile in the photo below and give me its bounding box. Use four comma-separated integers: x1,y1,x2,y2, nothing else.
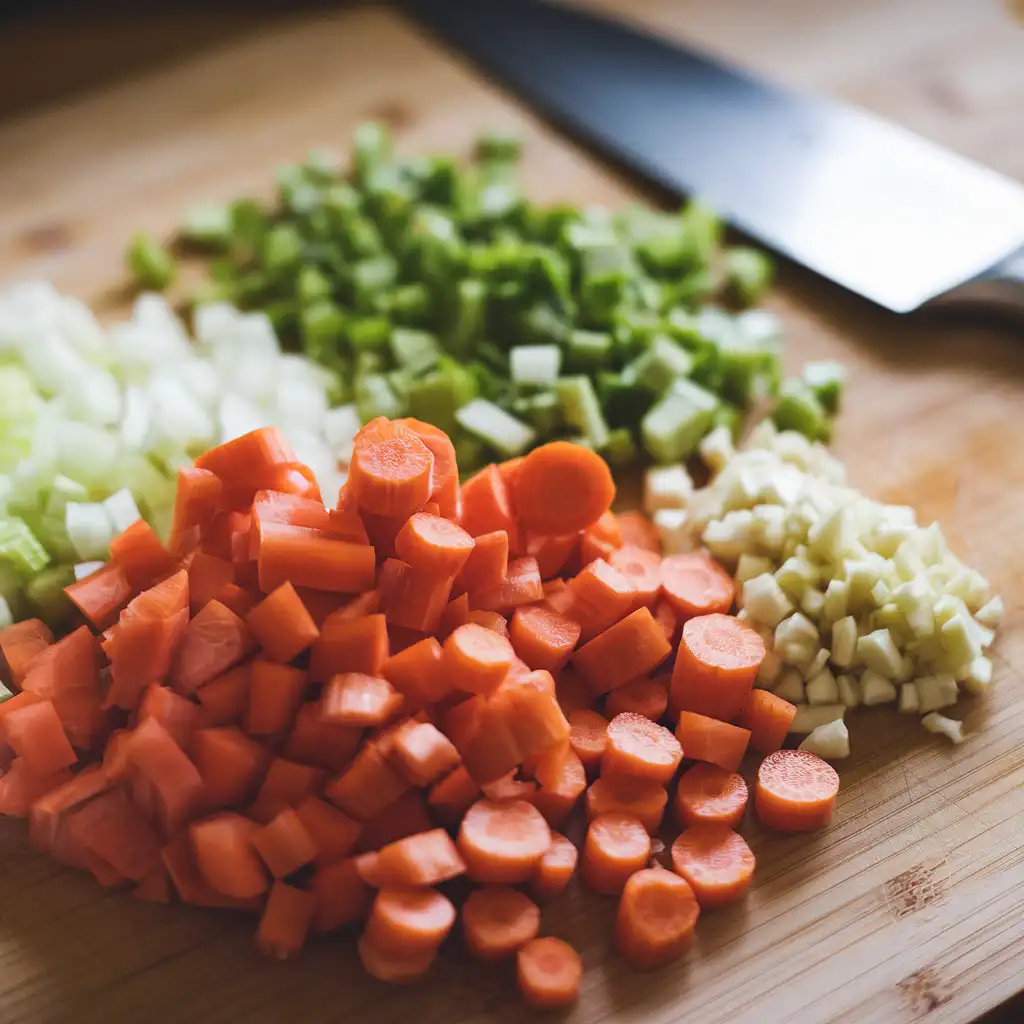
646,420,1002,752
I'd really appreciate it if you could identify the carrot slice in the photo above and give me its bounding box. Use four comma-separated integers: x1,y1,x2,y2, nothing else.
384,719,460,787
675,711,751,773
324,742,408,822
509,606,580,674
458,464,518,545
367,828,466,887
660,553,735,620
245,582,320,664
256,522,376,595
573,607,672,695
168,466,223,555
366,887,456,954
354,790,433,854
615,867,700,969
566,558,636,642
250,489,368,550
195,665,250,727
28,764,111,858
609,545,662,609
440,623,515,696
248,757,326,824
531,745,586,829
139,683,199,754
322,673,402,728
436,592,470,642
194,426,295,501
358,932,436,984
738,689,798,755
0,757,72,817
108,519,179,591
580,509,623,565
193,726,270,810
295,795,362,867
378,558,454,634
395,417,460,520
604,675,669,722
427,765,481,826
465,610,508,637
652,599,680,646
169,599,255,696
457,798,551,883
312,857,374,932
462,885,540,961
161,830,261,910
454,530,509,595
185,551,235,615
64,563,134,630
755,749,839,833
0,618,53,688
348,420,435,519
380,637,445,708
670,613,764,723
309,611,389,685
257,881,315,960
603,712,682,785
670,825,755,907
675,763,748,829
252,806,319,878
516,936,582,1009
568,709,609,775
526,532,580,581
127,717,207,837
529,832,578,901
514,441,615,535
554,669,593,718
581,811,651,894
491,669,570,762
395,513,475,575
283,702,362,773
616,511,661,554
2,699,76,775
471,556,544,613
585,776,667,835
189,812,268,898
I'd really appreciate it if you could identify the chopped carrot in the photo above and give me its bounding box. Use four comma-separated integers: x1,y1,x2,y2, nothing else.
580,509,623,565
28,765,111,857
573,607,672,694
195,665,250,727
133,865,171,903
454,530,509,595
526,532,580,581
660,552,735,620
366,828,466,888
529,832,578,901
101,728,133,781
256,522,376,595
193,726,270,809
516,936,582,1010
248,757,326,824
139,683,199,754
108,519,179,591
462,885,540,961
295,587,350,628
194,426,295,501
531,745,586,829
168,466,223,555
380,637,445,708
216,582,258,619
396,418,460,519
586,776,667,835
457,798,551,884
670,825,755,907
616,511,661,554
395,513,475,575
295,795,362,866
161,830,261,910
471,555,544,613
252,806,319,878
514,442,615,535
312,857,374,932
245,582,319,663
509,606,580,674
310,612,389,684
0,618,53,688
670,613,764,723
609,545,662,609
358,932,436,984
64,563,133,630
491,670,570,763
0,758,72,817
554,669,593,718
604,675,669,722
283,702,362,773
581,811,651,894
440,623,514,696
738,689,798,755
540,578,575,617
566,558,636,641
378,558,454,634
436,592,470,642
497,455,525,493
427,765,481,826
458,464,518,547
568,709,609,775
250,489,368,549
602,712,682,785
127,717,207,837
482,771,538,802
322,673,402,728
1,699,76,775
384,719,460,787
349,419,435,519
366,887,456,954
675,773,751,854
615,867,699,969
675,711,751,773
755,749,839,833
324,742,408,822
185,551,235,614
169,599,255,696
257,881,315,960
466,610,509,637
189,812,269,898
354,789,433,854
651,599,679,646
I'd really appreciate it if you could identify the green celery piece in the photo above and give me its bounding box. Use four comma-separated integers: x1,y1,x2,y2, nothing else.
455,398,536,458
0,517,51,575
180,203,231,249
262,224,304,275
622,334,694,394
0,367,41,426
390,328,441,374
475,130,523,164
671,265,719,308
228,199,269,258
718,328,780,407
772,379,831,441
679,200,723,269
0,563,28,620
265,300,298,337
406,360,479,435
351,255,399,312
468,360,506,403
0,683,13,704
276,164,320,217
26,564,75,628
386,283,433,326
355,374,403,422
526,247,572,307
354,350,384,378
407,207,465,283
713,402,743,439
597,374,656,430
556,375,610,449
511,391,562,436
353,122,392,185
448,278,486,357
300,301,346,361
126,234,176,291
636,227,689,278
520,303,571,347
641,377,719,463
363,164,416,242
601,427,638,468
802,360,846,413
527,205,581,245
726,246,774,305
611,309,662,357
477,180,522,224
565,329,613,373
347,316,391,354
413,155,461,207
321,182,362,220
342,217,386,261
297,265,333,305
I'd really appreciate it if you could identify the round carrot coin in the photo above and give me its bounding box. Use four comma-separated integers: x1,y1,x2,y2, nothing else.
516,936,582,1009
674,763,749,829
513,442,616,535
580,812,651,894
457,799,552,883
659,553,735,619
670,825,755,908
461,885,541,961
755,749,840,833
603,712,682,784
615,867,700,969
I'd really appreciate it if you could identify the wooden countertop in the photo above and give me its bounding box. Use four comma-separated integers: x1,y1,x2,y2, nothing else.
1,3,1024,1023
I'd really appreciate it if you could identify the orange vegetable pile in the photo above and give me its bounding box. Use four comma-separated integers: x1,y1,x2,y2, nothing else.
0,417,842,1004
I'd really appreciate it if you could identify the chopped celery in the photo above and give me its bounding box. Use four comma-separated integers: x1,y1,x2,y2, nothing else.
622,334,694,394
390,329,441,374
181,203,232,248
126,234,176,291
802,360,846,413
455,398,535,457
726,246,774,305
25,564,74,627
556,376,610,450
510,345,561,387
512,391,562,436
0,517,50,575
641,378,718,463
355,374,403,422
772,379,831,441
565,329,613,373
602,428,638,467
598,375,655,430
406,361,479,435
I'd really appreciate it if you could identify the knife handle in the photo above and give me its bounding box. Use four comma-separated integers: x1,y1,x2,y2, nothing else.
925,243,1024,317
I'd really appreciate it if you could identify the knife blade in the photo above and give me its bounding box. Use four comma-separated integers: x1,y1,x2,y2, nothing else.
400,0,1024,315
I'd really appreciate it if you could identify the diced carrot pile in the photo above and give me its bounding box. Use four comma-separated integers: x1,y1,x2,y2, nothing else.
0,419,840,1004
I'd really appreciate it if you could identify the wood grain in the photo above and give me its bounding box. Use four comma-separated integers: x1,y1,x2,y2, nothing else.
1,2,1024,1022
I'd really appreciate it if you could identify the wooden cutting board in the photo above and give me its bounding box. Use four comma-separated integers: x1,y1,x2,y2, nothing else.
1,2,1023,1022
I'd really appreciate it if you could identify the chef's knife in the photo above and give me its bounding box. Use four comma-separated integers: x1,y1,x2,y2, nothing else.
399,0,1024,316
